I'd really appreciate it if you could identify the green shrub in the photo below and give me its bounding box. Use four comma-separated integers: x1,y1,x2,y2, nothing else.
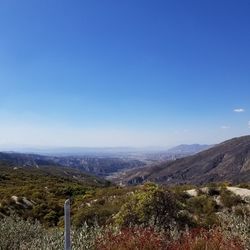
208,187,220,196
237,183,250,189
187,195,217,215
115,184,181,230
220,189,243,208
73,206,114,228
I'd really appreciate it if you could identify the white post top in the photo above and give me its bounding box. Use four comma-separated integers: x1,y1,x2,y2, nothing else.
65,199,70,205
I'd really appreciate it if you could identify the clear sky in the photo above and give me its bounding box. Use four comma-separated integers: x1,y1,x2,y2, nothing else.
0,0,249,148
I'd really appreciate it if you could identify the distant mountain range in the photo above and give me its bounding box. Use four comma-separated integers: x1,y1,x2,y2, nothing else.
0,144,211,156
0,144,212,178
166,144,213,155
2,136,250,185
123,136,250,185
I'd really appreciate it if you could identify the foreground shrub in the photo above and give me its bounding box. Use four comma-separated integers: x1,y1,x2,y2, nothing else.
115,183,182,230
0,215,111,250
168,228,244,250
0,215,43,250
95,226,244,250
95,227,169,250
219,211,250,249
0,213,247,250
0,215,64,250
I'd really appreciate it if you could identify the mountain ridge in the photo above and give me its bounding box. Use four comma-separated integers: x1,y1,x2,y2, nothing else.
123,135,250,185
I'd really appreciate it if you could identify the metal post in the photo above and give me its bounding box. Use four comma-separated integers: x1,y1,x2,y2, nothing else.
64,199,71,250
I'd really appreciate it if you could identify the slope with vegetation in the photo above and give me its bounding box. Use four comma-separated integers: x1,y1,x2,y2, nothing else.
0,162,109,227
0,181,249,249
0,152,146,177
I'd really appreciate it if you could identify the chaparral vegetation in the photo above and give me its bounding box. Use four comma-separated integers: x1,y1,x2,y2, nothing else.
0,164,249,250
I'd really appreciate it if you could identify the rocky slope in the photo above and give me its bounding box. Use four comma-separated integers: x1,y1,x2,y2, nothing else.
124,136,250,185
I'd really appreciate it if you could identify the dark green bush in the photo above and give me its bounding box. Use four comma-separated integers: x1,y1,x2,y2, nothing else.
187,195,217,215
220,189,243,208
208,187,220,196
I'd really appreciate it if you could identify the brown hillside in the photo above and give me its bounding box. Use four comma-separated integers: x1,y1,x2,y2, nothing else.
125,136,250,185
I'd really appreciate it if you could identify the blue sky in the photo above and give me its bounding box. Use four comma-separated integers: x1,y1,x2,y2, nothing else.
0,0,249,147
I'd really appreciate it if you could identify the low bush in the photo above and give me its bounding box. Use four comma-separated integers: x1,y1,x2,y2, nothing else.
220,189,243,208
208,187,221,196
187,195,217,215
95,227,169,250
219,211,250,249
0,214,247,250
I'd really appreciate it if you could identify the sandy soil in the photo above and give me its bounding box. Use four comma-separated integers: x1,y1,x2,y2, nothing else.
227,187,250,199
